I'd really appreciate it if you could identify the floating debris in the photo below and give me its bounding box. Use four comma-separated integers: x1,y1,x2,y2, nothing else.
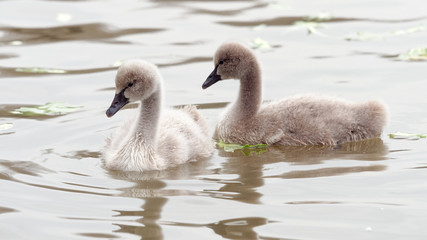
9,41,23,46
389,132,426,140
346,25,427,41
10,102,83,116
305,12,333,22
268,2,292,10
250,37,272,50
345,31,385,41
252,24,267,31
392,25,427,35
56,13,72,23
216,140,267,153
112,60,125,67
15,67,67,74
292,21,330,37
396,48,427,61
0,123,13,131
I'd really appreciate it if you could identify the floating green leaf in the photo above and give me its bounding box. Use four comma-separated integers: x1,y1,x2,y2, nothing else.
9,41,23,46
0,123,13,131
305,12,332,22
56,13,72,23
217,140,267,154
293,21,322,29
389,132,426,140
396,48,427,61
250,37,272,50
345,31,385,41
292,21,331,38
268,2,292,10
252,24,267,31
112,60,125,67
15,67,67,74
10,102,83,116
392,25,427,35
346,25,427,42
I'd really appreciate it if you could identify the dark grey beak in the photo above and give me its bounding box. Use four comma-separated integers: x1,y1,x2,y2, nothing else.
106,88,129,118
202,65,222,89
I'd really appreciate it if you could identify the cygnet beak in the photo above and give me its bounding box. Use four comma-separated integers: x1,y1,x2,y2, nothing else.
106,88,129,118
202,65,222,89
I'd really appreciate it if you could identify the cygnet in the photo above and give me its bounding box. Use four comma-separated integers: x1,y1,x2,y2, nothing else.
104,60,213,171
202,42,387,146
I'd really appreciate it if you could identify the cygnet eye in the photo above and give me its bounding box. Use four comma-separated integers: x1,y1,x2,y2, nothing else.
128,82,134,87
219,60,224,65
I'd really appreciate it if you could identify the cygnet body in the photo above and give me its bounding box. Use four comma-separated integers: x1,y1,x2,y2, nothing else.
202,42,387,146
103,60,213,171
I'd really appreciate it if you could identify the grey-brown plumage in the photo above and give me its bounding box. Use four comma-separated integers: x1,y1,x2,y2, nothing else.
202,42,387,146
103,60,213,171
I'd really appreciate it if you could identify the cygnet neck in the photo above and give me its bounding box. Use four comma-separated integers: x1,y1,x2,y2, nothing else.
234,59,262,119
135,86,162,146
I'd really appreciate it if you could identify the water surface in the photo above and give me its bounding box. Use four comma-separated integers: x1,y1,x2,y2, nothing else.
1,0,427,239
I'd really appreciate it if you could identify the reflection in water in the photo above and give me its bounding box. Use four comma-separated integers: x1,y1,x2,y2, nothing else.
0,206,16,214
105,157,212,239
0,23,164,45
0,155,119,198
107,153,212,183
0,56,211,78
114,197,168,240
0,53,17,60
219,138,387,164
219,16,427,27
0,159,53,179
278,165,385,179
186,2,268,16
0,66,117,78
284,200,403,206
107,171,167,239
0,157,273,240
204,139,388,204
0,138,388,239
208,217,269,240
164,217,271,240
203,157,265,204
61,150,101,160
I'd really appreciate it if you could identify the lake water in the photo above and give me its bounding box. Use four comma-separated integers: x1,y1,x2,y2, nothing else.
1,0,427,239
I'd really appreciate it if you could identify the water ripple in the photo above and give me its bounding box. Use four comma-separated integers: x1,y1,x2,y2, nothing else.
0,23,165,45
163,217,272,240
0,56,210,78
187,2,268,16
219,15,427,27
0,206,16,215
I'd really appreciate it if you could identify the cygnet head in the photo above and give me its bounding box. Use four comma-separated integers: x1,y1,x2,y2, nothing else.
202,42,256,89
106,60,160,118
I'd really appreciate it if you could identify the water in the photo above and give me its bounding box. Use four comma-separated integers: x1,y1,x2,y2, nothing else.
1,0,427,239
